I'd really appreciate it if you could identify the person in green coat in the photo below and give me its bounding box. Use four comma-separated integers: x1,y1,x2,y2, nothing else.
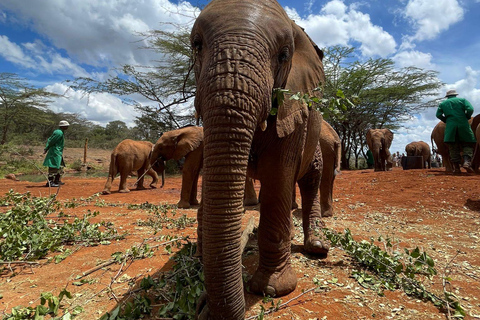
43,120,69,187
366,149,374,169
436,89,476,174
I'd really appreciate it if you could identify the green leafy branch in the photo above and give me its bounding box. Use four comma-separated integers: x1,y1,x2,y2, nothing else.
272,87,356,121
322,228,465,319
2,289,83,320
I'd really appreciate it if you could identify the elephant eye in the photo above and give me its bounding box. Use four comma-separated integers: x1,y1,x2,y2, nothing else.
192,34,203,52
278,46,290,63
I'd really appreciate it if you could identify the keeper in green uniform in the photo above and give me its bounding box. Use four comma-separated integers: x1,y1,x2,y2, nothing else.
436,89,476,174
43,120,69,187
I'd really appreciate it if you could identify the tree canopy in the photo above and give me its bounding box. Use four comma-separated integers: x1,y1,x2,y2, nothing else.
322,46,443,169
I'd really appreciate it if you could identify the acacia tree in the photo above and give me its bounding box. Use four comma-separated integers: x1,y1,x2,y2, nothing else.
67,25,196,134
0,73,61,145
322,46,443,169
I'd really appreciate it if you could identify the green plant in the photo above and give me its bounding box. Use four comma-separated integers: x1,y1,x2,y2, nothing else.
0,190,125,263
2,289,83,320
322,228,465,318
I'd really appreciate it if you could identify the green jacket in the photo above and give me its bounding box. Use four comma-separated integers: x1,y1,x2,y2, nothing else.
43,129,65,169
436,96,476,143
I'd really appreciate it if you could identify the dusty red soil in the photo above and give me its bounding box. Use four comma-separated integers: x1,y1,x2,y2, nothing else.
1,150,480,319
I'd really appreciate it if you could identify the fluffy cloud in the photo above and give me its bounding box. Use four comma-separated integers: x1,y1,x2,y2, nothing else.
392,50,435,70
0,0,198,69
404,0,464,42
0,35,89,77
45,83,139,126
286,0,396,57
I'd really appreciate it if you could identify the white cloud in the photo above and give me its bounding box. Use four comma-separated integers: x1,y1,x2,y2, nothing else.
45,83,139,126
404,0,464,42
287,0,396,57
0,35,89,77
0,0,199,69
393,50,435,70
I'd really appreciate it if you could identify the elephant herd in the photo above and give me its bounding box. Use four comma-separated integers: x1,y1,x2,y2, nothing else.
99,0,479,318
366,113,480,173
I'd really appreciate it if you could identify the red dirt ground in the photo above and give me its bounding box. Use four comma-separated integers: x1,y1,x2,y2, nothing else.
1,150,480,319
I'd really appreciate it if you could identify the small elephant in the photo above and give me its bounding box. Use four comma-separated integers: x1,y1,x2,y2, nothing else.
102,139,163,194
431,121,453,173
470,114,480,172
150,126,204,209
366,128,394,171
405,141,431,169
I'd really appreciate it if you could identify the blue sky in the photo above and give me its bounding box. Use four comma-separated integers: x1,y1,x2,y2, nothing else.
1,0,480,154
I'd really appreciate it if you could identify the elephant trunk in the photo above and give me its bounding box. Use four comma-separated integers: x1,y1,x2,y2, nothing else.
198,40,270,320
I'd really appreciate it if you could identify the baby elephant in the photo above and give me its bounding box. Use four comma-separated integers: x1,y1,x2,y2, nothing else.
102,139,164,194
405,141,431,169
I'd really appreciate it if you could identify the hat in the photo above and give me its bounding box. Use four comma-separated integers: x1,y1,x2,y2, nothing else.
58,120,70,127
445,89,458,97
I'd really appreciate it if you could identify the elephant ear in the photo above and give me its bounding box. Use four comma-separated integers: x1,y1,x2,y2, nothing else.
172,127,204,160
383,129,394,148
366,129,373,148
276,21,325,138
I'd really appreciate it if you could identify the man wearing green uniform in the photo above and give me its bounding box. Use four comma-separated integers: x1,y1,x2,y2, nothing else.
43,120,69,187
436,89,476,174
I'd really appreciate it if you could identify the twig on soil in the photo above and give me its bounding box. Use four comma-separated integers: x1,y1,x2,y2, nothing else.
245,287,316,320
0,261,39,265
442,250,461,319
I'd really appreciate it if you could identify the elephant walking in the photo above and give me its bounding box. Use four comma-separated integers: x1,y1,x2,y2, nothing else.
102,139,164,194
431,121,453,173
405,141,432,169
151,126,204,209
470,114,480,172
191,0,328,318
366,128,394,171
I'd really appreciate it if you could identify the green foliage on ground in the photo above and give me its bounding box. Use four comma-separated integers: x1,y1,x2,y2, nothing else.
2,289,83,320
0,190,125,264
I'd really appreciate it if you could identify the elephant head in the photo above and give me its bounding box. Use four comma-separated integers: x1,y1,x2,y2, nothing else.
190,0,324,318
150,126,204,188
405,142,418,156
366,128,394,171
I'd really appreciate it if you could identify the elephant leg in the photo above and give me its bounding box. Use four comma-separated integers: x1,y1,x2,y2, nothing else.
244,177,259,206
298,167,329,256
190,170,200,206
291,186,299,210
118,170,130,193
319,166,335,218
136,168,146,190
147,168,158,188
178,157,200,208
249,178,297,297
102,175,114,194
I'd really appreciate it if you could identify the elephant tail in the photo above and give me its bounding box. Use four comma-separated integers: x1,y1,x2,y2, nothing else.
334,140,341,176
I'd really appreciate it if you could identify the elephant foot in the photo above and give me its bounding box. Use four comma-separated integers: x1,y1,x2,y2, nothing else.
177,200,191,209
249,264,297,297
304,237,330,257
244,197,259,206
101,190,111,195
118,189,130,193
136,185,146,190
321,209,333,218
191,199,200,206
149,184,157,189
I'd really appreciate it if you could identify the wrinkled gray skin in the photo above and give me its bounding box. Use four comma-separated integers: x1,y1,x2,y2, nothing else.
366,129,394,172
102,139,164,194
191,0,328,318
405,141,431,169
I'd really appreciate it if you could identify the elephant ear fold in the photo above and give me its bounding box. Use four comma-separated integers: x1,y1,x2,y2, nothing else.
384,129,394,148
276,21,325,138
172,127,204,160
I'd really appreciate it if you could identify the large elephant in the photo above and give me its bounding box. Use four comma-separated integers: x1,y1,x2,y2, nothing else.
150,126,204,209
102,139,164,194
470,114,480,172
366,128,394,171
191,0,328,318
405,141,431,169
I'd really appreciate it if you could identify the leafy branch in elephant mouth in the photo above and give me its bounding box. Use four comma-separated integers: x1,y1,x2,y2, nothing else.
271,86,353,121
321,228,466,319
